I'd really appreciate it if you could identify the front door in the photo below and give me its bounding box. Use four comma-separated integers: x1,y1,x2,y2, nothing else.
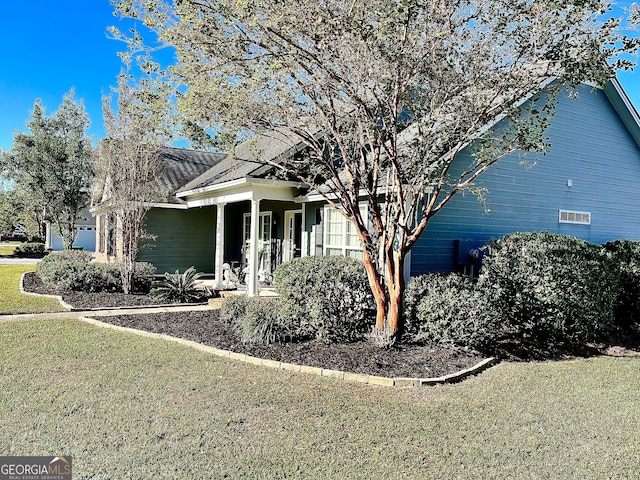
283,210,303,262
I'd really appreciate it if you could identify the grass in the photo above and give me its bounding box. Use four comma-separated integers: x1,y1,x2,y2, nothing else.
0,317,638,479
0,242,19,256
0,265,68,314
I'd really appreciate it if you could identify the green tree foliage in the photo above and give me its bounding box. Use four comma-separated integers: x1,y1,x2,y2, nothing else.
0,185,47,240
111,0,639,345
1,89,94,249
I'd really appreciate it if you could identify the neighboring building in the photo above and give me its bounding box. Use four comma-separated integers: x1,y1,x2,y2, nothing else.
93,79,640,295
45,207,96,251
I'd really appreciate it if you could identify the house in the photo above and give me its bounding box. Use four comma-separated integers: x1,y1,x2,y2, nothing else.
45,207,96,251
93,78,640,295
94,146,227,267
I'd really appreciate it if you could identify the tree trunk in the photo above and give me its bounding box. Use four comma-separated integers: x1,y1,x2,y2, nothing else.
366,247,406,347
56,220,76,250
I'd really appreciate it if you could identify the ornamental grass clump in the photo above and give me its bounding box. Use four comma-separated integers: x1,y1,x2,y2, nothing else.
151,266,206,303
233,298,287,345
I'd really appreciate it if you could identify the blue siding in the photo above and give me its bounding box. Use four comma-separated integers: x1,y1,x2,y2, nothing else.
411,84,640,275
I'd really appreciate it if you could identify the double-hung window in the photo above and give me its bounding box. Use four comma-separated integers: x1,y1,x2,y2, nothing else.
323,204,366,260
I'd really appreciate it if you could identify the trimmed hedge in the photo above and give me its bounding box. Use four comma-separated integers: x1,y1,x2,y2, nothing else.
275,255,375,344
403,273,496,349
478,232,620,343
37,251,155,294
403,232,635,350
602,239,640,329
13,242,45,257
219,256,375,345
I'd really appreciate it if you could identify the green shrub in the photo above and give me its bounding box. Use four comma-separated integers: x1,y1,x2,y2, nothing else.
37,250,93,288
403,273,497,348
602,239,640,329
233,298,288,344
130,262,156,294
37,251,155,294
13,242,45,257
38,249,92,266
220,296,253,325
275,255,375,344
151,266,205,303
478,232,620,343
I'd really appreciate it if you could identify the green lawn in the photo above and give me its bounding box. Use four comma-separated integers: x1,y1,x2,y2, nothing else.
1,318,638,479
0,265,67,314
0,243,19,256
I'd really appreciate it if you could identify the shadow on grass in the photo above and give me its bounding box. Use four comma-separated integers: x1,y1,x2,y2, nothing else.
489,326,640,361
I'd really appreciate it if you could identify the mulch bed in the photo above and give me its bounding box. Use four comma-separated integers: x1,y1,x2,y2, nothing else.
22,271,486,379
25,271,639,378
98,310,484,378
23,272,165,309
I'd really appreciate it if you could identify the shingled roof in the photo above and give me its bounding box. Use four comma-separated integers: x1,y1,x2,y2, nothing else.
177,129,302,195
155,147,228,204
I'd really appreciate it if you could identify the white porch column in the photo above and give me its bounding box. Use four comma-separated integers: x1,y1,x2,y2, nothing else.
247,198,260,296
214,202,226,288
44,222,53,250
301,203,307,257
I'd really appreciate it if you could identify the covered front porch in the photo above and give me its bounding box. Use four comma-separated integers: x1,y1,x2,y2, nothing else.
177,178,307,296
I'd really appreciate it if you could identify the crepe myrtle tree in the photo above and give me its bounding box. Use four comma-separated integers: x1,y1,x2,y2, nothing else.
97,73,172,294
111,0,639,345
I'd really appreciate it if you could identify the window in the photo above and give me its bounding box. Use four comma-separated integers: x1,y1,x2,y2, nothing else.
559,209,591,225
323,205,366,260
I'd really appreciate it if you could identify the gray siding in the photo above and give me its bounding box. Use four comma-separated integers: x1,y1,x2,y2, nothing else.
411,84,640,275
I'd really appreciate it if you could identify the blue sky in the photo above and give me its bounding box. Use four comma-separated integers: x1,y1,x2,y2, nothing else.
0,1,142,151
0,1,639,152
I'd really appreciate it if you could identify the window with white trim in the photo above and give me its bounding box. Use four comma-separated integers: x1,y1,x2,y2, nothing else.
323,205,366,260
559,209,591,225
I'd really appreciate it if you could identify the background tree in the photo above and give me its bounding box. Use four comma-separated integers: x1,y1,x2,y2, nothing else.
0,186,46,240
97,73,172,294
0,89,94,249
112,0,639,345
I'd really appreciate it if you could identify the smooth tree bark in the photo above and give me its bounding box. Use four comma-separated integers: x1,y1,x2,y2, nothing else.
111,0,639,344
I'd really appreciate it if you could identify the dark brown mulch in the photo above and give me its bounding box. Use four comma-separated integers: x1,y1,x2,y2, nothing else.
94,310,485,378
23,272,165,309
22,271,486,379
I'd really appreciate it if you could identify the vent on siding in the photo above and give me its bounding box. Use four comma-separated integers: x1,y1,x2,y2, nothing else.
559,209,591,225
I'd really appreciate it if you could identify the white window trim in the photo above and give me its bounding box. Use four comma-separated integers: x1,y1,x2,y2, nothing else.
559,209,591,225
323,204,367,257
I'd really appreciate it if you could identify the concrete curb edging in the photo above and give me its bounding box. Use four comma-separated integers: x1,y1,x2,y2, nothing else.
19,272,73,311
78,315,499,387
